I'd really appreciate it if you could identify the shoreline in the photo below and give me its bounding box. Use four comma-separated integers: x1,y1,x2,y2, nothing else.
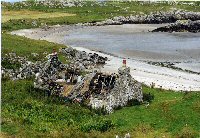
11,24,200,91
74,46,200,91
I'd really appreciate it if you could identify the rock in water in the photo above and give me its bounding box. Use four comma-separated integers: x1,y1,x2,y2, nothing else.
152,20,200,33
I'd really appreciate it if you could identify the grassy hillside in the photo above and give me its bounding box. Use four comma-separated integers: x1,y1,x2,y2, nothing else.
2,34,200,137
2,79,200,137
1,1,200,137
2,33,68,63
2,9,76,23
2,1,200,31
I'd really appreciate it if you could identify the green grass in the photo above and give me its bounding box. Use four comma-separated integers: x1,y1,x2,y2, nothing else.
2,32,200,138
1,80,200,137
2,10,76,23
108,87,200,134
2,1,200,31
2,33,68,63
1,1,200,137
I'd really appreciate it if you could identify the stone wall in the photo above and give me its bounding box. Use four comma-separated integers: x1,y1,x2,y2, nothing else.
89,67,143,114
2,49,143,114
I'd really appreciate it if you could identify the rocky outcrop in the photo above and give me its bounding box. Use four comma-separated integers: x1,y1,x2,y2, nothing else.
147,61,200,75
77,10,200,33
77,10,200,26
33,54,66,96
152,20,200,33
60,47,107,70
2,47,107,80
2,53,37,80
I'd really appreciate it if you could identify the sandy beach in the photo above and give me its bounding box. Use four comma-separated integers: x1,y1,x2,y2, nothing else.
11,24,200,91
74,47,200,91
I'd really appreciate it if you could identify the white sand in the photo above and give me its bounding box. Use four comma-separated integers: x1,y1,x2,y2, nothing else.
174,62,200,73
74,47,200,91
11,25,200,91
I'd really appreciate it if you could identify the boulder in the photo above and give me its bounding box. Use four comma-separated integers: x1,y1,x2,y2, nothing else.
152,20,200,33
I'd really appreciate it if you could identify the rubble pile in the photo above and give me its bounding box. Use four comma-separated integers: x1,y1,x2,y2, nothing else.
33,54,65,96
67,72,118,101
2,50,143,114
89,67,143,113
152,20,200,33
60,47,107,70
65,66,143,113
89,72,117,93
66,73,96,102
2,53,36,80
77,10,200,26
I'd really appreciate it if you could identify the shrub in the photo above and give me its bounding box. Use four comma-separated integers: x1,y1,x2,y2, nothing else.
127,99,141,106
2,59,21,70
143,92,154,103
